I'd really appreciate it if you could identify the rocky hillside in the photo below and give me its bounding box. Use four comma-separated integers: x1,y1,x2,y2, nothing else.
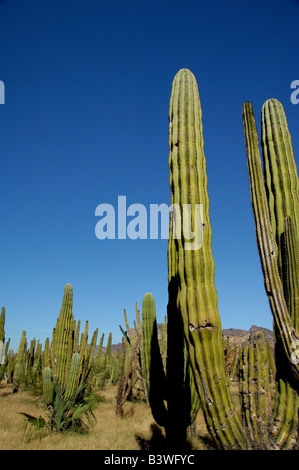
100,324,274,353
222,325,274,346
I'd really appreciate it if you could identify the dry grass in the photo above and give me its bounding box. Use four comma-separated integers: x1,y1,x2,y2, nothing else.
0,383,214,450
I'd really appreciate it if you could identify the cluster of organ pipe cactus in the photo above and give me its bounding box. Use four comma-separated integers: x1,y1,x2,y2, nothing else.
115,337,138,416
1,284,115,403
222,335,240,380
43,284,115,403
119,305,147,401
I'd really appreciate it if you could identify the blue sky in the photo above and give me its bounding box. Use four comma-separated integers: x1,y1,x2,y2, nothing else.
0,0,298,351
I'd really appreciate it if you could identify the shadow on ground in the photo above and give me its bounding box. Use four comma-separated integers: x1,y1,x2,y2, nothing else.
135,423,216,451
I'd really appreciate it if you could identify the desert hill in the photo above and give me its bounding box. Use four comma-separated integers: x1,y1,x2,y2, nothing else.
222,324,274,346
98,324,274,353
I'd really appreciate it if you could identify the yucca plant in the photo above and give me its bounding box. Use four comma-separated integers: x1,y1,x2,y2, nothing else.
46,381,97,433
20,380,97,439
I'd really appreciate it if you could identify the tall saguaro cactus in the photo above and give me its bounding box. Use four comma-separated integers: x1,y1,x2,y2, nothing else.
167,68,248,449
162,70,298,449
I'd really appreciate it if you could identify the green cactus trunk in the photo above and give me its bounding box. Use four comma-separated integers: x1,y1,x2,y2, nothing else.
0,307,5,343
92,332,104,387
167,68,248,449
239,332,272,447
0,339,10,381
261,99,299,263
53,284,74,386
0,307,5,369
141,293,168,426
116,337,138,416
13,330,27,392
43,366,53,405
64,352,81,401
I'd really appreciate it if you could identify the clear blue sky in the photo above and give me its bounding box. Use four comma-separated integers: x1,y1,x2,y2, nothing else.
0,0,298,351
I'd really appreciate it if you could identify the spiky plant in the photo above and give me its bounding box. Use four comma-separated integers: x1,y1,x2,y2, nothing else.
21,379,97,437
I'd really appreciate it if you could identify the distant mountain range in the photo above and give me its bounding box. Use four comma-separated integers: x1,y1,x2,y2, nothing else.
99,324,274,353
222,324,274,346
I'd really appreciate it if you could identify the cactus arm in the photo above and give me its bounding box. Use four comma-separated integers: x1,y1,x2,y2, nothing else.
0,307,5,343
239,333,272,447
281,216,299,331
64,352,81,401
243,101,299,448
87,328,98,368
0,307,5,369
271,377,299,448
13,330,27,391
54,284,74,385
270,216,299,447
116,338,138,416
261,99,299,261
43,338,50,368
242,102,299,377
119,324,129,343
94,332,104,369
141,293,167,426
43,367,53,406
74,320,81,353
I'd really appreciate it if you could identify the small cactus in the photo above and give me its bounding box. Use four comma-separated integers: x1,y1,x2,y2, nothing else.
43,367,53,406
64,352,81,401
